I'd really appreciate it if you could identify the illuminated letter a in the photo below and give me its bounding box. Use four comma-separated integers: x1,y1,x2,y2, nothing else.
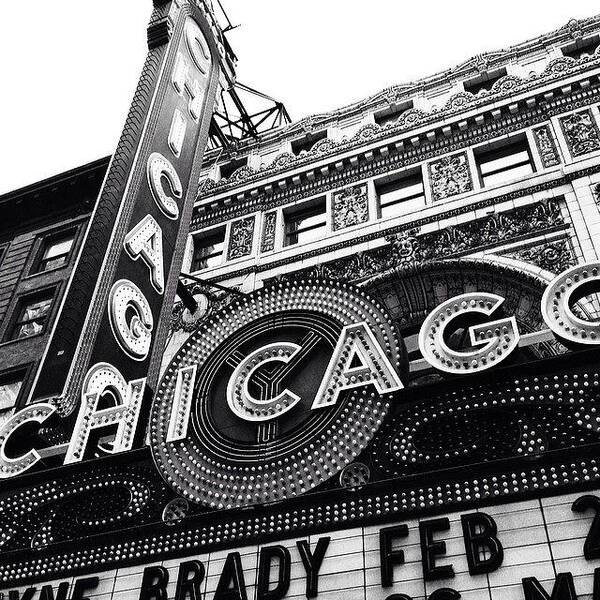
312,322,403,410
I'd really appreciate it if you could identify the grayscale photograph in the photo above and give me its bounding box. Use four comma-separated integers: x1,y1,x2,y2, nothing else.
1,2,600,599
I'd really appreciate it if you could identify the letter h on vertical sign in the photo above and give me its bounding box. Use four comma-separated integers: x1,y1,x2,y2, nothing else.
23,0,223,466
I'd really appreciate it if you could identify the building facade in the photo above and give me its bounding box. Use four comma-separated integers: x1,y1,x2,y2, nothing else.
3,10,600,600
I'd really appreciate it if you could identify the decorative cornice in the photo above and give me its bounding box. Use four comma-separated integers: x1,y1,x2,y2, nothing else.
203,15,600,163
192,82,600,232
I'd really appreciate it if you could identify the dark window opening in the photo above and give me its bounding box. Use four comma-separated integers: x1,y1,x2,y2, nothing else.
291,130,327,155
219,158,247,180
475,136,535,187
191,227,226,271
464,68,507,95
562,35,600,60
33,230,76,274
284,198,327,246
374,100,414,126
376,169,425,219
0,370,24,414
7,291,54,341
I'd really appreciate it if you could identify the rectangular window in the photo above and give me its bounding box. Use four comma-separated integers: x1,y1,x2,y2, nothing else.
191,227,226,271
562,35,599,60
291,130,327,155
284,198,327,246
475,136,535,187
376,169,425,219
219,158,247,181
463,68,507,95
7,291,54,341
34,230,75,273
0,372,24,412
374,100,414,127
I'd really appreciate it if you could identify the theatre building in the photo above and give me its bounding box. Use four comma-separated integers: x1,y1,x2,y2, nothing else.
5,5,600,600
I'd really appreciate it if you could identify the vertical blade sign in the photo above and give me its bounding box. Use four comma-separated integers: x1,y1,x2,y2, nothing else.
28,0,222,456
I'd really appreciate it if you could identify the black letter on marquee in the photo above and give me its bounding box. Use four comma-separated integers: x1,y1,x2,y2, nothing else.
175,560,205,600
9,589,36,600
139,566,169,600
39,583,69,600
297,537,330,599
257,545,291,600
379,525,409,587
594,567,600,600
428,589,461,600
71,578,99,600
572,494,600,559
214,552,248,600
461,512,504,575
419,518,454,581
522,573,577,600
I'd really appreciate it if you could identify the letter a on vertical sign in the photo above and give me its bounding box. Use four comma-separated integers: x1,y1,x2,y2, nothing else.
26,0,224,460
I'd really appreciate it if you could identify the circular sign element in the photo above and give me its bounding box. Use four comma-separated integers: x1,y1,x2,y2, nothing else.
150,280,407,509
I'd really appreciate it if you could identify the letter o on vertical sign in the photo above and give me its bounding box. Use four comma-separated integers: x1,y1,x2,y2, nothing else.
541,262,600,345
418,292,520,373
109,280,154,360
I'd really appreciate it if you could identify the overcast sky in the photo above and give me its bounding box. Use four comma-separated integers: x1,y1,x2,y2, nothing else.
0,1,598,195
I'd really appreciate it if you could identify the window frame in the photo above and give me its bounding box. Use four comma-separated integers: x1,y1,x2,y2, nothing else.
5,288,56,342
30,227,78,276
474,135,536,188
190,226,227,272
283,197,327,247
463,68,507,95
0,367,27,414
375,167,426,220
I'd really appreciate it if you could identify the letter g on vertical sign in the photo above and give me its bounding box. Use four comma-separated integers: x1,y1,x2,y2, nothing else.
419,292,520,373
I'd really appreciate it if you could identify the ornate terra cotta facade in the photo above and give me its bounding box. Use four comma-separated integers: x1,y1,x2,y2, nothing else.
6,11,600,600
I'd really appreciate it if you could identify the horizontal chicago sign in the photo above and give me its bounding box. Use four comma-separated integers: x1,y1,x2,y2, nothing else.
1,490,598,600
0,261,599,484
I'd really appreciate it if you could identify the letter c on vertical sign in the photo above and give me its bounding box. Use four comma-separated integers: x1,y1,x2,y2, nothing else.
419,292,520,373
109,279,154,360
147,152,182,220
541,262,600,345
0,404,56,479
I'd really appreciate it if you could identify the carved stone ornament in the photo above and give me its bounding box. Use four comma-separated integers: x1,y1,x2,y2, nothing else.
280,199,564,284
503,239,576,274
260,211,277,253
332,184,369,231
559,109,600,157
532,124,561,168
428,152,473,201
385,229,421,265
593,183,600,204
227,216,255,260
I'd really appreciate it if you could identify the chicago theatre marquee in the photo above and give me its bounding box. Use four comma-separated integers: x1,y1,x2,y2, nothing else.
7,5,600,600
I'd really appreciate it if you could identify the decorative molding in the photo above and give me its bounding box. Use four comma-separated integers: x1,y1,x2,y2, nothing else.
332,184,369,231
502,239,576,274
532,124,561,167
200,50,600,196
428,152,473,201
274,200,565,285
227,216,255,260
593,182,600,204
193,84,600,230
260,211,277,253
559,108,600,157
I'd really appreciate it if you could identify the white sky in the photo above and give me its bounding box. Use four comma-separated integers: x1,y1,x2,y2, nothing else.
0,1,599,195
